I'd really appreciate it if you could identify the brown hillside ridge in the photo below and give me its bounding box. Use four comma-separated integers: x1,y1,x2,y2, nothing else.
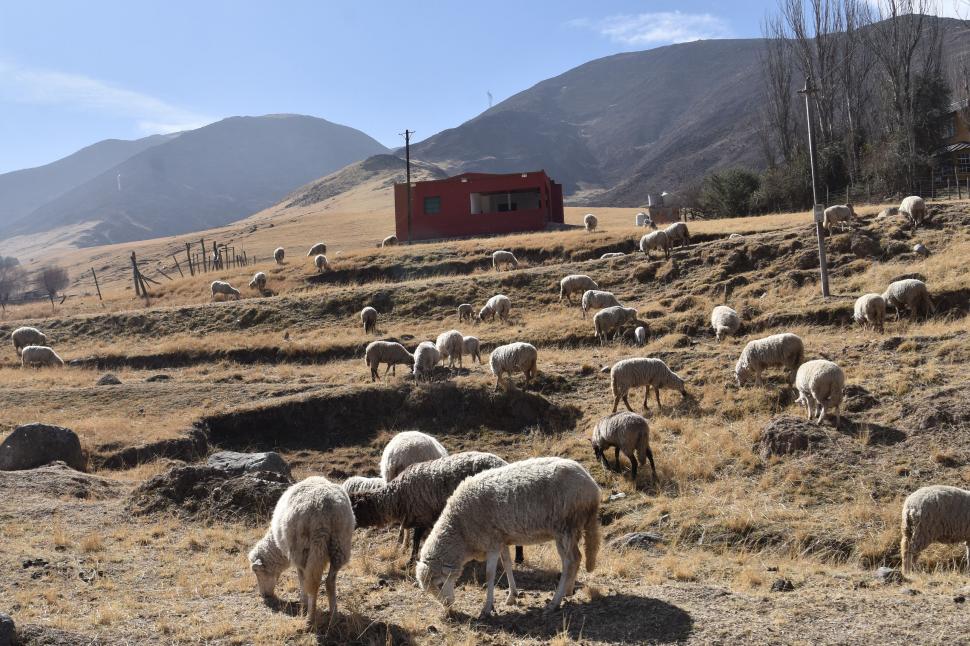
0,202,968,643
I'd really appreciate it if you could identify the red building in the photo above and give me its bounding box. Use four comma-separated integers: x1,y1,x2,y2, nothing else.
394,170,564,242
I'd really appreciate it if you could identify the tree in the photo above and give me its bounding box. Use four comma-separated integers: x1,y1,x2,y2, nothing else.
700,169,761,218
0,256,24,315
37,265,69,311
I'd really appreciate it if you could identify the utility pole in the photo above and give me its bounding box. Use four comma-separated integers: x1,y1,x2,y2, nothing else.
798,76,831,298
401,129,414,244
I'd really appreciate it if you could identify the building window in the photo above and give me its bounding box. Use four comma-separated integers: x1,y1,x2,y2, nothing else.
423,196,441,214
469,189,541,214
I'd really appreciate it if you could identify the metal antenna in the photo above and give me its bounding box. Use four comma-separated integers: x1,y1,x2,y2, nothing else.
798,76,831,298
400,130,414,244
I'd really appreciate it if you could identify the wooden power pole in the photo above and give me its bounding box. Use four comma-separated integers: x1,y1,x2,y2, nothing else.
401,129,414,244
799,77,831,298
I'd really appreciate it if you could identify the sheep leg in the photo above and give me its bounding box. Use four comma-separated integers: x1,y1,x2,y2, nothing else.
643,445,657,482
563,537,581,597
324,567,338,628
500,545,518,605
964,541,969,571
642,388,650,412
409,526,426,565
629,453,638,481
546,537,574,613
654,386,662,411
613,447,621,472
305,560,326,632
479,550,501,619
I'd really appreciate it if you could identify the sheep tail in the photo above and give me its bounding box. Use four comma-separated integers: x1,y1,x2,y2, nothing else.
582,506,601,573
900,507,914,574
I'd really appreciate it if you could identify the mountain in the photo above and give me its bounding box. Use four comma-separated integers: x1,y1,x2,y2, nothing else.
1,115,388,248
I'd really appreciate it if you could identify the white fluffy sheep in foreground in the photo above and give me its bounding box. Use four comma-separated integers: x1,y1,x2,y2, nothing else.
600,252,625,260
457,303,474,322
307,242,327,257
11,327,47,356
710,305,741,341
21,345,64,368
559,275,598,305
634,326,647,346
248,272,267,292
360,306,378,333
901,485,970,575
364,341,414,382
341,475,385,495
913,243,930,258
823,204,855,233
584,213,598,232
413,341,441,383
489,342,538,391
210,280,241,301
416,457,600,618
462,336,482,364
492,250,518,271
853,293,886,332
735,333,804,387
640,230,670,259
435,330,465,368
273,247,285,264
381,235,398,247
899,195,927,228
479,294,512,324
610,357,687,413
248,477,354,630
582,290,621,319
380,431,449,482
882,279,934,321
593,306,638,344
591,412,656,481
794,359,845,426
664,221,690,248
314,254,331,273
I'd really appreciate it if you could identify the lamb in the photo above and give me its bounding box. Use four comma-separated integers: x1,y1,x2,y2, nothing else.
591,412,656,481
581,290,621,319
314,254,331,273
593,306,638,344
664,221,690,248
379,430,448,482
822,204,855,233
913,243,930,257
479,294,512,324
274,247,285,264
210,280,241,301
794,359,845,426
11,327,47,356
248,272,267,292
381,235,398,247
634,326,647,346
710,305,741,341
492,250,518,271
853,293,886,332
307,242,327,257
462,335,483,364
489,342,538,391
899,195,927,228
413,341,441,383
364,341,414,382
341,475,384,495
882,279,934,321
610,357,687,413
435,330,464,369
900,485,970,575
584,213,598,232
248,477,354,630
457,303,474,322
20,345,64,368
734,333,805,387
360,306,378,333
416,457,600,618
559,275,598,305
639,230,670,259
600,252,625,260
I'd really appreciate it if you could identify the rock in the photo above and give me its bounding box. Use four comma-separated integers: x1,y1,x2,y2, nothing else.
0,424,86,472
96,373,122,386
758,417,827,461
875,566,904,585
0,613,13,646
613,532,665,550
207,451,291,478
771,579,795,592
145,374,171,382
608,492,626,501
955,595,966,604
850,234,882,259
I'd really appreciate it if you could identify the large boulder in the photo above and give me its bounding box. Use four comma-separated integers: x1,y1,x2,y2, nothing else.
96,373,122,386
207,451,291,478
0,612,14,646
0,424,86,472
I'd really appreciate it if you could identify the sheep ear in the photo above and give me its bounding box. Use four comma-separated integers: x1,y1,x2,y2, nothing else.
251,558,263,570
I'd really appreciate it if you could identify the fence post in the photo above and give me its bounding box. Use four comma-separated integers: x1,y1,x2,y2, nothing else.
172,254,184,277
185,242,195,276
200,238,208,272
91,268,103,306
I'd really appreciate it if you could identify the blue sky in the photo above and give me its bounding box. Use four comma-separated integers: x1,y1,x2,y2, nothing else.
0,1,957,173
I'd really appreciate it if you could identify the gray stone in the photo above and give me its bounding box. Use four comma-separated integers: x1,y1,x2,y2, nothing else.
96,373,122,386
0,612,14,646
875,566,904,585
771,578,795,592
145,374,171,383
207,451,291,478
0,424,86,472
613,532,665,550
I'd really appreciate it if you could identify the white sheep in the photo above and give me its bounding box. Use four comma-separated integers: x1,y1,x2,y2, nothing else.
710,305,741,341
489,342,538,391
635,212,647,227
435,330,465,369
20,345,64,368
728,233,743,239
462,335,482,364
882,279,934,321
210,280,241,301
360,306,378,333
634,326,647,346
600,252,625,260
274,247,285,264
11,327,47,356
639,230,670,259
899,196,927,228
559,275,598,305
381,235,398,247
479,294,511,324
591,412,656,481
307,242,327,257
593,306,638,344
822,204,855,233
734,333,804,387
581,290,621,319
379,430,448,482
248,272,267,292
314,254,331,273
794,359,845,426
364,341,414,382
664,221,690,248
341,475,384,495
492,250,518,271
457,303,474,322
248,476,354,630
584,213,598,232
853,293,886,333
413,341,441,383
913,243,930,258
901,485,970,575
416,457,600,618
610,357,687,413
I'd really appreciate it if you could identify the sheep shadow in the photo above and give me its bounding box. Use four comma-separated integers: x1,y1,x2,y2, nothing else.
264,596,415,645
836,419,906,445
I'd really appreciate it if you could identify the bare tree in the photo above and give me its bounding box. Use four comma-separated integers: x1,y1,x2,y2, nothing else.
0,257,25,315
838,0,876,184
761,14,799,164
37,265,69,311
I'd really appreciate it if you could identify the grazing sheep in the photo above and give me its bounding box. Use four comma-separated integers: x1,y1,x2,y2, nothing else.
735,333,805,387
492,250,518,271
913,243,930,257
882,279,934,321
899,196,927,228
11,327,47,356
822,204,855,233
364,341,414,382
794,359,845,426
591,412,656,481
462,336,482,364
307,242,327,257
639,230,670,259
210,280,241,301
314,254,331,273
634,326,647,346
853,293,886,332
593,306,638,344
901,485,970,575
600,252,625,260
664,221,690,248
416,457,600,618
248,272,267,292
479,294,512,324
20,345,64,368
435,330,465,369
635,212,647,227
559,275,598,305
584,213,598,232
710,305,741,342
413,342,441,383
610,357,687,413
877,207,900,219
381,235,398,247
274,247,285,264
248,477,354,630
360,306,378,333
341,475,384,495
581,290,621,319
457,304,474,322
380,431,448,482
489,342,538,391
